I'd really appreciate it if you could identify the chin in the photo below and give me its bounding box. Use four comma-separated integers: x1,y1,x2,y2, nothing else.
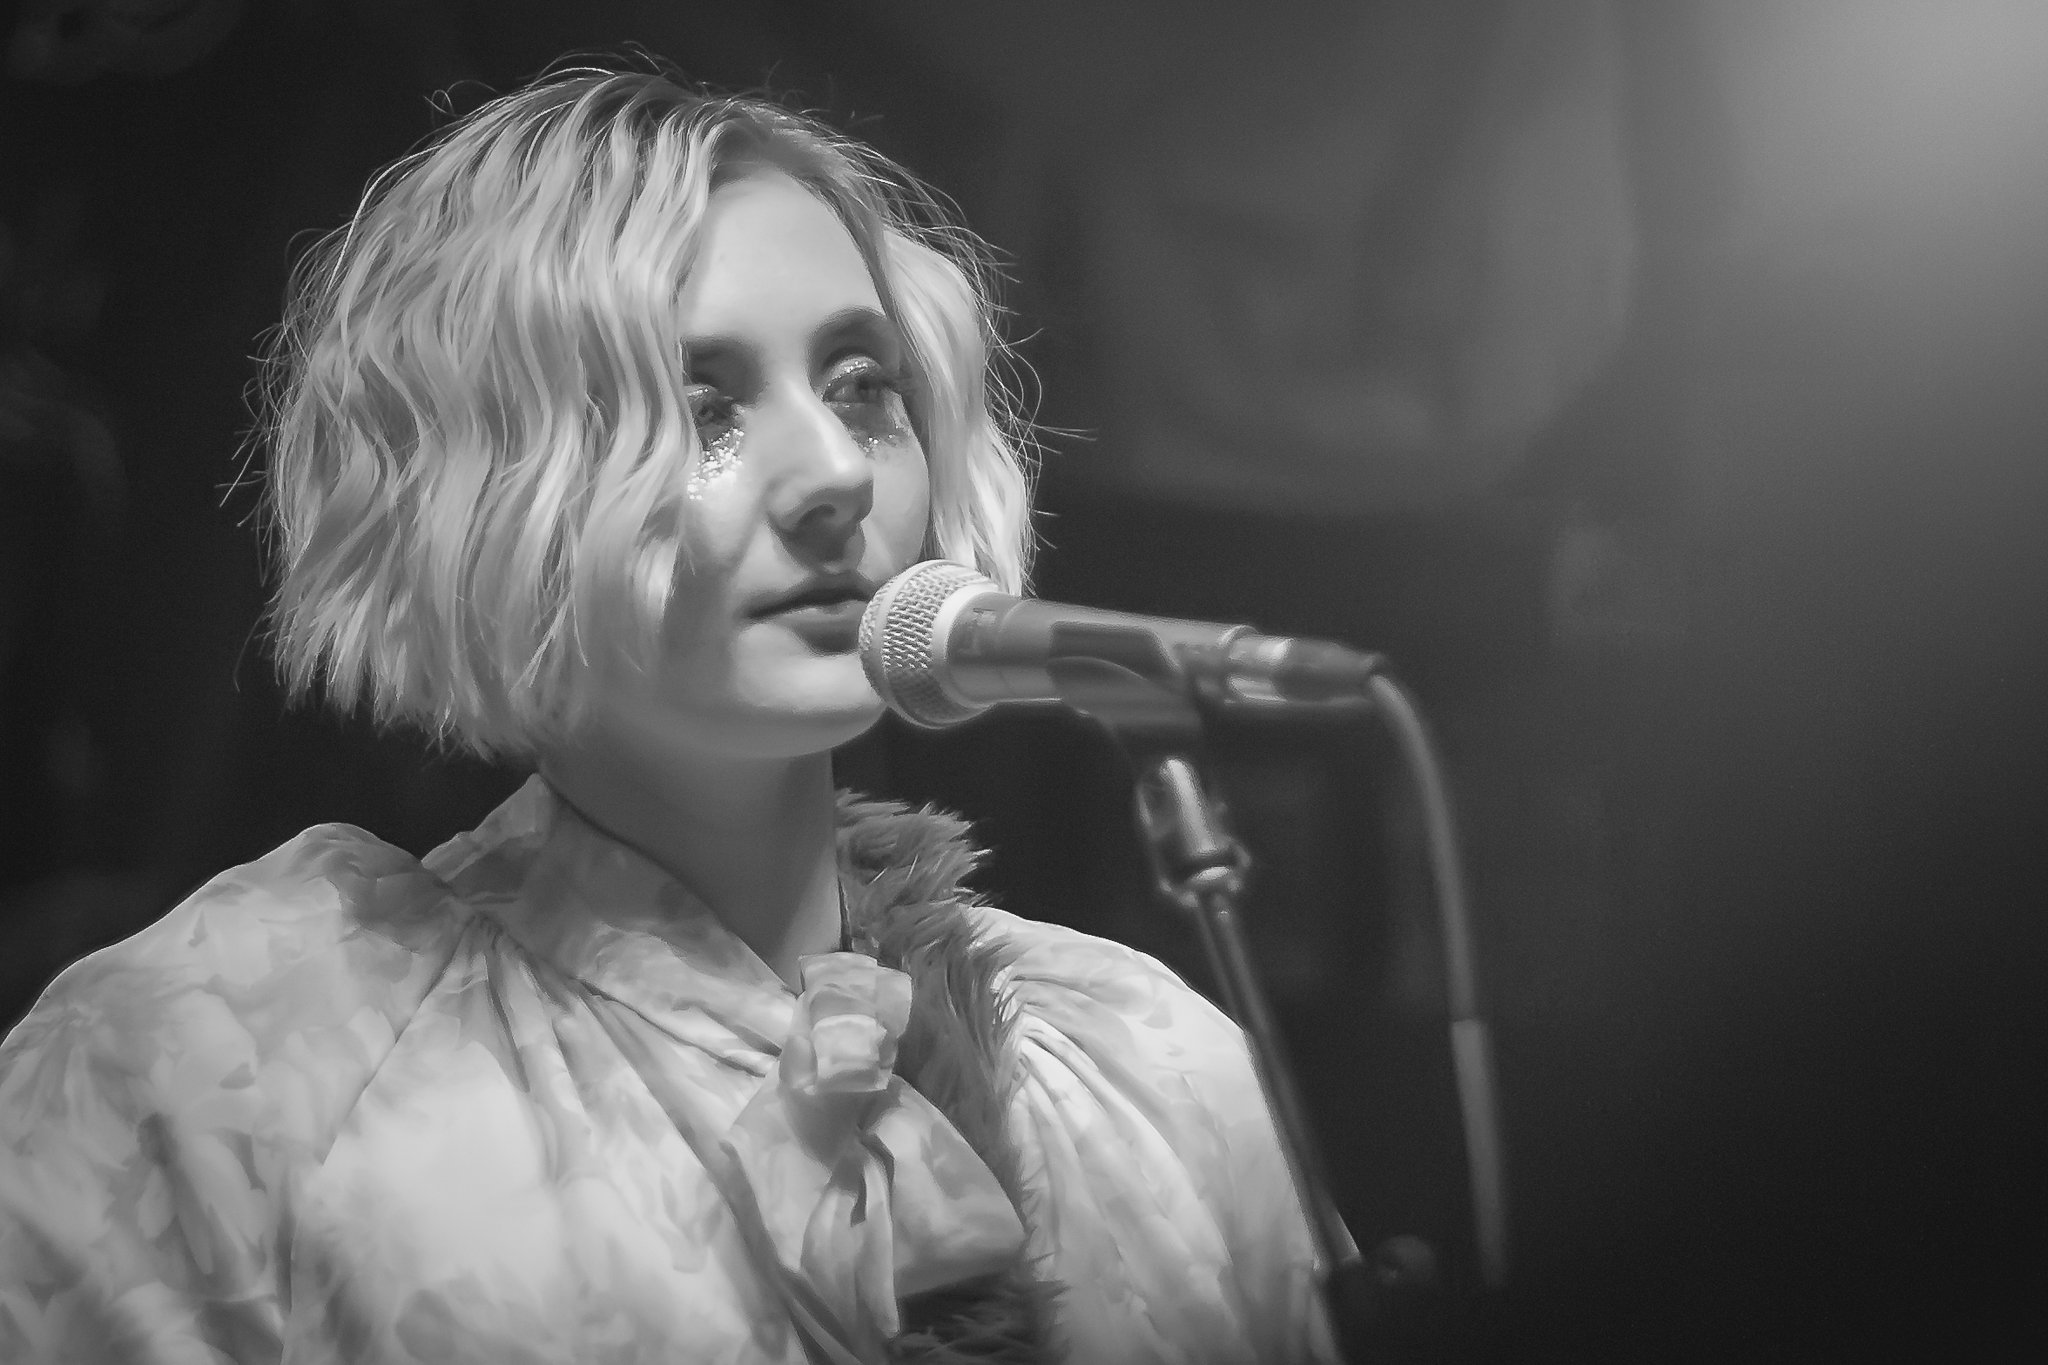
730,664,889,756
726,706,884,760
619,646,889,760
785,689,886,745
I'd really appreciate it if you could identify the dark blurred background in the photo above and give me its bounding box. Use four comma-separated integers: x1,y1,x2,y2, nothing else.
4,1,2045,1360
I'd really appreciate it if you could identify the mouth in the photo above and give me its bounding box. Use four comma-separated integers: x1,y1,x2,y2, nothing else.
750,577,876,619
749,575,877,652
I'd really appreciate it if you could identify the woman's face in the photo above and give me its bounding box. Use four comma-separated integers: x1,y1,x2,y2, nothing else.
582,170,930,761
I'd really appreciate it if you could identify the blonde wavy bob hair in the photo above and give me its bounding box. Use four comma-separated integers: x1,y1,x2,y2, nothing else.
258,65,1034,757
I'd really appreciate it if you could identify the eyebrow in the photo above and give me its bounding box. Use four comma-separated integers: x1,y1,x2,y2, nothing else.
812,306,905,365
681,306,904,377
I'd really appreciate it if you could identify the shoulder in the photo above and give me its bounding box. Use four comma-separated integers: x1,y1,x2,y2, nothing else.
0,822,466,1132
978,907,1237,1040
0,824,471,1353
971,909,1338,1358
972,907,1256,1112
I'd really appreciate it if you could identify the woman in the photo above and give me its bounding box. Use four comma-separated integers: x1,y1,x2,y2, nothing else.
0,66,1337,1364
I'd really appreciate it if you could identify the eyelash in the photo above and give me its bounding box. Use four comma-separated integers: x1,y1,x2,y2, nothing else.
687,387,741,439
824,356,907,409
685,356,907,445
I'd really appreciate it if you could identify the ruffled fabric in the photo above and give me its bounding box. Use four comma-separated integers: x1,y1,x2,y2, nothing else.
0,777,1334,1364
727,952,1029,1358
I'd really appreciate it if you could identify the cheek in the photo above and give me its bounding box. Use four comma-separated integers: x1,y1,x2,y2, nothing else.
673,464,761,573
873,443,933,561
660,483,754,639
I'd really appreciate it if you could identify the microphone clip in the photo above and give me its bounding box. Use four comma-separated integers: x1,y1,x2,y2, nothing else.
1132,753,1251,918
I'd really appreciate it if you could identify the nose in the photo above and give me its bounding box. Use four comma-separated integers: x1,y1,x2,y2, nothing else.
761,385,873,559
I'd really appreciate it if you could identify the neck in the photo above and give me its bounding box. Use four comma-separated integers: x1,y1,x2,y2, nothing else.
539,734,844,990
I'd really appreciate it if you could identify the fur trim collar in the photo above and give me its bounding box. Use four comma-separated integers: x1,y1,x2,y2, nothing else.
835,794,1065,1365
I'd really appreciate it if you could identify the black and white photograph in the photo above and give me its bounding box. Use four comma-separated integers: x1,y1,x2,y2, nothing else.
3,3,2044,1360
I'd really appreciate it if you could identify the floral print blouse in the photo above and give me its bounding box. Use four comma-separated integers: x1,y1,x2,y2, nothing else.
0,777,1336,1363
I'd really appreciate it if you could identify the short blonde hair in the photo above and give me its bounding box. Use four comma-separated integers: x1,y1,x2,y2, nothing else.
258,64,1035,757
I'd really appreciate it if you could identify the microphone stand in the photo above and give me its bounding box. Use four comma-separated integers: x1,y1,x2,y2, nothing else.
1039,634,1501,1362
1127,748,1387,1361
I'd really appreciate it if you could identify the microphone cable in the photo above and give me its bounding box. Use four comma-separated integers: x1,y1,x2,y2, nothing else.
1366,671,1510,1292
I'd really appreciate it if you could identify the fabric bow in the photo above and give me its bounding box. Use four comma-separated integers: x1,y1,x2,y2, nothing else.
727,952,1028,1355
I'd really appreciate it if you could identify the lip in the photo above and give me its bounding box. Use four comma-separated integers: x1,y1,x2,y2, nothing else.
760,597,866,651
747,574,878,653
762,598,865,623
749,574,877,620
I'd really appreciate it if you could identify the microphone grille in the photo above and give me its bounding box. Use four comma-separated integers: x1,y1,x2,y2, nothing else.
859,560,995,729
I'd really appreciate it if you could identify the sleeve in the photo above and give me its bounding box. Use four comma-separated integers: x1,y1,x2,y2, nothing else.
990,911,1340,1365
0,942,287,1362
0,826,452,1364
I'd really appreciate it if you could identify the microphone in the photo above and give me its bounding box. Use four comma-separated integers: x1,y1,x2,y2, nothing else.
858,560,1383,730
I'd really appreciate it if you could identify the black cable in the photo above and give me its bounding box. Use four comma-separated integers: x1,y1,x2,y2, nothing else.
1367,672,1510,1289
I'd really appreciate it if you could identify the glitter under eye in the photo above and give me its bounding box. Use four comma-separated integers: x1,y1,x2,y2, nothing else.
686,425,743,498
825,359,914,453
685,385,744,498
848,406,912,454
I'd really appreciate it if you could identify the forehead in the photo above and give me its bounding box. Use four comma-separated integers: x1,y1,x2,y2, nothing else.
676,171,882,341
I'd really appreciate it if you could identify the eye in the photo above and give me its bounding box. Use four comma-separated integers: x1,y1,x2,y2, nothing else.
824,355,906,407
823,355,914,449
687,384,743,457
